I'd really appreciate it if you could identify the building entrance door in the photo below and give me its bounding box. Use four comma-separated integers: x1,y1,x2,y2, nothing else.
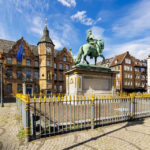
26,88,32,95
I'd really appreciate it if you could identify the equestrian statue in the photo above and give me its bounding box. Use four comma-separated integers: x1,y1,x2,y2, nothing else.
75,30,105,65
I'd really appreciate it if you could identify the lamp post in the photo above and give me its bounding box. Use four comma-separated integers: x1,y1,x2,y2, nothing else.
0,54,4,107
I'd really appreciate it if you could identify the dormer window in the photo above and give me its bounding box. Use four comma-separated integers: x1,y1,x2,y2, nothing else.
125,58,131,64
64,56,67,61
115,59,118,64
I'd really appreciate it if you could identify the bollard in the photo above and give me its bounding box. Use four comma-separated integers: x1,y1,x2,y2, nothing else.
129,93,135,120
91,94,95,129
25,94,31,142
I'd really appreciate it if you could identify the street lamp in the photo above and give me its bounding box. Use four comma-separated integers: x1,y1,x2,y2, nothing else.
0,54,4,107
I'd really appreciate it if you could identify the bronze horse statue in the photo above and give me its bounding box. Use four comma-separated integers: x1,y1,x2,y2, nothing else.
75,39,105,65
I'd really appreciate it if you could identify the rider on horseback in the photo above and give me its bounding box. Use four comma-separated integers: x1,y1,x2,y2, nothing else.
86,30,100,55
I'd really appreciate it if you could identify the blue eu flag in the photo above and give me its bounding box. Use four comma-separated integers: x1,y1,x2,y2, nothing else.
16,42,24,62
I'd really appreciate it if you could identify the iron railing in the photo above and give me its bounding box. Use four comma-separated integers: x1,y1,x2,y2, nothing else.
16,93,150,142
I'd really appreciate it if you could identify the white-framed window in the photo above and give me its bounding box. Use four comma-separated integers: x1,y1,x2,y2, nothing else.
7,84,12,93
17,70,22,79
63,56,67,61
115,59,118,64
54,73,57,80
7,57,12,64
34,85,39,93
60,85,63,92
54,63,57,69
66,64,70,70
26,70,32,79
60,74,63,81
26,59,31,66
17,84,22,93
6,70,12,78
124,65,132,71
125,58,131,64
130,66,132,71
35,60,39,67
124,81,127,86
127,81,130,86
54,85,57,91
34,72,39,80
59,63,63,70
116,81,120,86
47,60,50,66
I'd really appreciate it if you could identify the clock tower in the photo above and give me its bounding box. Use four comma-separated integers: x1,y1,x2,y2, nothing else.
37,19,55,94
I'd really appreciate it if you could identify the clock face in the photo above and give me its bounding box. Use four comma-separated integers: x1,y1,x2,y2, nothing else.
46,47,51,53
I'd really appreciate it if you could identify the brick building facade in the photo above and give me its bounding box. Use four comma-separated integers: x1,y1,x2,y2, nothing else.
99,51,147,93
0,25,74,99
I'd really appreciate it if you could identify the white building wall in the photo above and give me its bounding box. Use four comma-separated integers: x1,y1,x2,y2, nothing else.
148,56,150,93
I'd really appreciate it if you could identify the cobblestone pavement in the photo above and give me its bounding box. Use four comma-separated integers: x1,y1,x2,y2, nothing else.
1,103,150,150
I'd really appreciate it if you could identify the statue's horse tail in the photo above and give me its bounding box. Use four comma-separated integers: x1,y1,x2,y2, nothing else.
75,46,84,65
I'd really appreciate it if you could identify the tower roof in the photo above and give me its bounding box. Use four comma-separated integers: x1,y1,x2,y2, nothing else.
37,24,54,46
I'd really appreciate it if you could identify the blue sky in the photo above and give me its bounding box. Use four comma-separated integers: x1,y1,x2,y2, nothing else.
0,0,150,61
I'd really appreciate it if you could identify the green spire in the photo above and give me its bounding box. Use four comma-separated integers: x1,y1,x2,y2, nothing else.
38,18,54,45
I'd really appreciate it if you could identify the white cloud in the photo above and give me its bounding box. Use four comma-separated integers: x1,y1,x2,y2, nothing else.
0,23,11,40
113,0,150,38
90,26,104,39
28,16,43,36
71,11,101,26
106,37,150,59
57,0,76,7
53,40,63,49
50,22,79,50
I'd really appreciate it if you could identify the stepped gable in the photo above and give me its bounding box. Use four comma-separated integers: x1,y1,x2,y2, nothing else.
110,51,128,67
54,47,73,58
0,38,38,56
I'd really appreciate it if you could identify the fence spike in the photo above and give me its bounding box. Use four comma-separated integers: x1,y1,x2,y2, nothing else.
44,96,46,103
53,96,55,102
107,95,109,100
81,95,83,101
73,95,75,101
69,95,72,102
84,95,86,100
49,96,51,102
57,96,60,102
34,96,36,102
87,95,89,100
66,96,68,101
91,93,94,101
61,96,64,102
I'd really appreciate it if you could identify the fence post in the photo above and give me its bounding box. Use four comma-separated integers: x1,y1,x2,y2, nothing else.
91,94,95,129
25,94,31,142
31,114,36,139
130,93,135,120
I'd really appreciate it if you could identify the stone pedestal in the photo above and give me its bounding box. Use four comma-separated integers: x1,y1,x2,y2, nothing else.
65,64,116,96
